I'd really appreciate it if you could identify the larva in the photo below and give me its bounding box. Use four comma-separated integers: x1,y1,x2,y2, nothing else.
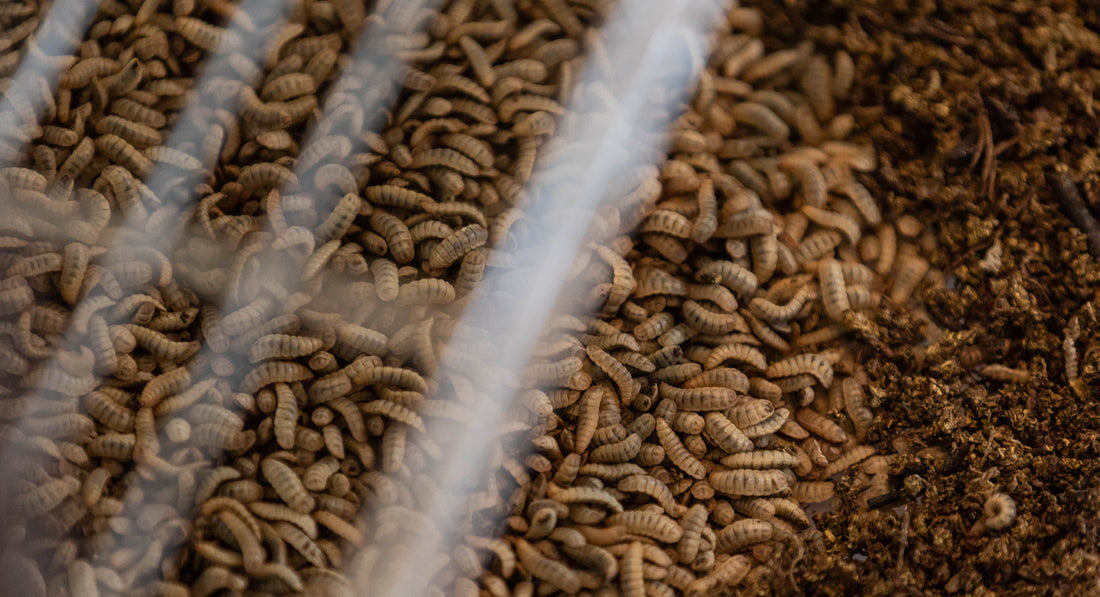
696,260,759,296
547,483,624,513
740,407,789,438
791,480,835,504
248,334,325,363
346,362,427,393
95,115,162,149
589,432,642,463
428,224,488,270
273,520,327,568
766,353,834,388
515,539,580,594
703,343,767,371
586,345,636,404
87,433,136,460
656,417,706,479
709,469,789,497
687,284,739,314
659,383,738,412
748,287,813,323
239,162,297,193
618,474,684,516
972,492,1016,535
606,510,683,543
370,211,415,263
621,541,645,597
641,210,694,238
95,134,154,178
822,445,875,477
889,252,929,303
261,457,314,514
634,312,675,342
682,300,747,335
715,519,774,554
719,450,799,470
841,378,874,440
795,408,849,444
13,475,80,517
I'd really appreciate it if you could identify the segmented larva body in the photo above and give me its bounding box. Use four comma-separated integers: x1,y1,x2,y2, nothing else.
790,480,835,504
261,457,314,514
589,432,642,463
659,383,738,412
429,224,488,270
719,450,799,470
884,252,928,303
239,361,313,395
748,287,812,323
696,260,759,296
249,334,325,363
795,408,849,444
618,475,684,516
766,352,834,388
841,378,874,440
715,519,774,554
634,312,675,341
703,343,767,371
621,541,645,597
656,417,706,479
822,445,875,477
709,469,789,497
586,345,636,404
682,300,747,335
977,364,1030,383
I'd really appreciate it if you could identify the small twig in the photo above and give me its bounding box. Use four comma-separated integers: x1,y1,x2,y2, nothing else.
1052,171,1100,257
895,505,910,582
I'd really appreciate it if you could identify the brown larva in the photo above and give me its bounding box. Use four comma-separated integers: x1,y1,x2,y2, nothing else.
658,383,738,412
95,134,154,178
656,417,707,479
740,407,789,438
802,205,861,246
703,343,767,371
239,162,297,193
719,450,799,470
273,520,327,567
428,224,488,270
621,541,645,597
695,260,759,296
606,510,684,544
835,180,882,227
589,432,642,463
586,345,636,405
822,445,876,478
13,475,80,517
345,362,427,393
261,457,314,514
888,252,929,303
515,539,581,594
95,115,162,148
641,210,694,238
791,480,835,504
238,361,314,396
708,468,789,497
547,483,624,514
766,353,834,388
617,474,684,516
682,300,748,335
793,408,848,444
370,211,415,263
977,364,1030,383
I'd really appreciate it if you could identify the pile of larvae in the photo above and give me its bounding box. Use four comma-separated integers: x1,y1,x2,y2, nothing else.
0,0,935,595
